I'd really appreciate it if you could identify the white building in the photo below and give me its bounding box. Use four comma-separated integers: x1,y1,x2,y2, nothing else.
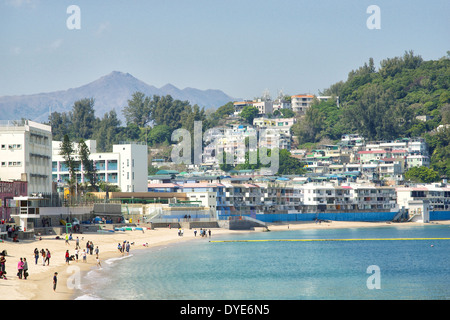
252,99,273,115
272,98,291,111
52,140,148,192
0,120,52,195
291,94,314,114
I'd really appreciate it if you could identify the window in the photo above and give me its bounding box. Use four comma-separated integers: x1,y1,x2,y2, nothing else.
1,145,5,150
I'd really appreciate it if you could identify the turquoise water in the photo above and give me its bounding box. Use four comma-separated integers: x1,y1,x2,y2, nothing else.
75,225,450,300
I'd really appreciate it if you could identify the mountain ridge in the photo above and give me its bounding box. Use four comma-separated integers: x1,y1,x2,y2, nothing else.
0,71,236,123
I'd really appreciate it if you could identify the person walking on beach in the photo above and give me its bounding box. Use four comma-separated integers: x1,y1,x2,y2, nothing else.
23,258,28,280
41,249,46,266
76,237,80,249
45,249,51,266
82,249,87,262
208,229,211,238
65,233,69,245
194,229,197,237
96,256,101,268
53,272,58,291
95,246,99,256
75,248,79,262
34,248,39,265
17,258,24,279
65,250,70,265
125,242,130,255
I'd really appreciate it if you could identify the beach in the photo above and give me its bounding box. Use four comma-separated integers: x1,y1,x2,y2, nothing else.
0,220,448,300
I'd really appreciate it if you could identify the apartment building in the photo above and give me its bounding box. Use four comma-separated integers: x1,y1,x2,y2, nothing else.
0,120,52,195
52,140,148,192
203,125,258,166
291,94,314,114
396,184,450,211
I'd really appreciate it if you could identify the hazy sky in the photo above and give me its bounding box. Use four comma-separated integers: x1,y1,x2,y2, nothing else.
1,0,449,100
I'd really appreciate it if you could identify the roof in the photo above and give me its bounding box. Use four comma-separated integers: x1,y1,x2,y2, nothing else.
156,170,179,175
358,150,386,154
147,183,180,188
181,183,225,188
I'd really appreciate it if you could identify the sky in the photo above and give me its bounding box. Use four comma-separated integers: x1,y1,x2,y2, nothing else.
0,0,449,100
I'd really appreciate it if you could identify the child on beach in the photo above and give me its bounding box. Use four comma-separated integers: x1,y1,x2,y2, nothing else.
53,272,58,291
82,249,87,262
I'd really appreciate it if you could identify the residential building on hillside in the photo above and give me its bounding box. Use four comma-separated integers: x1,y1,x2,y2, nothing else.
396,184,450,211
291,94,314,114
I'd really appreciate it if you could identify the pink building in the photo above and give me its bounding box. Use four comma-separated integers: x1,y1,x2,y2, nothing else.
0,180,27,221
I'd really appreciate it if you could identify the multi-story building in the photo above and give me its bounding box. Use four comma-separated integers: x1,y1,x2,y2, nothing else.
203,125,258,166
396,184,450,211
272,98,291,112
291,94,314,114
0,120,52,195
252,99,273,115
52,140,148,192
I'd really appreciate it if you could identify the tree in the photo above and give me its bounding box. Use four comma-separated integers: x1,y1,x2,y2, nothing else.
277,149,306,175
148,125,172,145
71,98,97,140
240,105,259,124
122,92,151,127
93,110,121,152
48,111,72,141
405,166,440,183
59,135,77,202
280,108,295,118
150,95,190,129
78,139,98,191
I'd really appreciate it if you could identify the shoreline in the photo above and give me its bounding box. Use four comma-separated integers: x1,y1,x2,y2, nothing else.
1,220,449,300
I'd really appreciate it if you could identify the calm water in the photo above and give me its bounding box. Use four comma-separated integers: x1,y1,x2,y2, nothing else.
75,225,450,300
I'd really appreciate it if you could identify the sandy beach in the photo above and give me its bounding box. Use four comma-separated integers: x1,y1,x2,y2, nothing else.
0,220,448,300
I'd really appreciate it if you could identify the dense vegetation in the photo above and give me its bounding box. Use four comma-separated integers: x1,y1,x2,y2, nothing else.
292,51,450,177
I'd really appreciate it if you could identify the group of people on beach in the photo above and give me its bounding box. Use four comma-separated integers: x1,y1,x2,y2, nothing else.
194,228,211,238
117,240,131,255
0,251,34,281
34,248,51,266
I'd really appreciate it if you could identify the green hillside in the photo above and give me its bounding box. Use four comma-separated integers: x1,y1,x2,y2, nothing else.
292,50,450,177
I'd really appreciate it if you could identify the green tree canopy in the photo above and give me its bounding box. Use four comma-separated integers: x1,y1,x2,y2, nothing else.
240,105,260,124
405,166,440,183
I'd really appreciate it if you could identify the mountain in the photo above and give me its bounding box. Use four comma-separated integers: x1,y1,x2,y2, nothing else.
0,71,236,123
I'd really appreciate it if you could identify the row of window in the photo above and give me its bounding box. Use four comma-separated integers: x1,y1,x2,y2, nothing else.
1,161,22,167
1,144,22,150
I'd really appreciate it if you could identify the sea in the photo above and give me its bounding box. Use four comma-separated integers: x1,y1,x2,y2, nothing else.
73,224,450,300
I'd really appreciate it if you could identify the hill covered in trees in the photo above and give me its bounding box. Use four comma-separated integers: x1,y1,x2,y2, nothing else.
292,50,450,177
